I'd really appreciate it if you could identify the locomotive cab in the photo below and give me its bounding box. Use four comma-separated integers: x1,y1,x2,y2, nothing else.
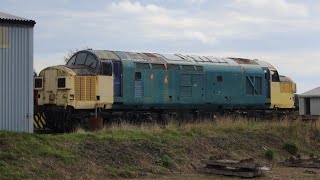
35,50,115,110
269,70,296,109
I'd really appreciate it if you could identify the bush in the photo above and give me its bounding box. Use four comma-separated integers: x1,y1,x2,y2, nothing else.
284,141,298,155
161,155,174,167
265,149,275,161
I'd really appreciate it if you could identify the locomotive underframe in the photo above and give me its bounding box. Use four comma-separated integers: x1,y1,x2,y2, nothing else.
35,105,297,133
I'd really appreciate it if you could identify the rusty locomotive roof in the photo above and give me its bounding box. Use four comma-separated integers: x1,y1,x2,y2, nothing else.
88,50,239,66
0,11,36,27
80,49,274,69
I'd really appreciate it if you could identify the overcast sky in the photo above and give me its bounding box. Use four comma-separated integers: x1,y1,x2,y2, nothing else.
2,0,320,93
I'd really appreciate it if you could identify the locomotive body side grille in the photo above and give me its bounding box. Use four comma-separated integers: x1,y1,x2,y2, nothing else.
280,82,293,93
75,76,96,101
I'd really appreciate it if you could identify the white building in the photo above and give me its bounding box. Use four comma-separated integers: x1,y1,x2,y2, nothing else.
0,11,35,132
299,86,320,116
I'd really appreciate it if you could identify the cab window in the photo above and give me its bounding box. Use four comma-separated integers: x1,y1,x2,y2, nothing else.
68,55,76,65
67,52,98,69
85,54,97,68
101,62,112,76
75,52,87,65
271,71,280,82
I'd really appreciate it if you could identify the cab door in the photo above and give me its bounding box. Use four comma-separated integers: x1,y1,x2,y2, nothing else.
112,61,122,97
263,68,271,99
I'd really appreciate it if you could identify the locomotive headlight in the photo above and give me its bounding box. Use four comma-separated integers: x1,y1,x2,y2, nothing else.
57,77,66,88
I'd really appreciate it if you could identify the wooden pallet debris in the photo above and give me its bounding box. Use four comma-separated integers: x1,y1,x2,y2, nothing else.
279,154,320,168
198,158,263,178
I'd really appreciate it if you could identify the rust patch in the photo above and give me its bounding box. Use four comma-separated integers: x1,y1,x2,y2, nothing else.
229,58,259,65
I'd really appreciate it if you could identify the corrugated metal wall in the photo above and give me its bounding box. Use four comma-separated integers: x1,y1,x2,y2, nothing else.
299,98,305,115
299,97,320,116
310,98,320,115
0,25,33,132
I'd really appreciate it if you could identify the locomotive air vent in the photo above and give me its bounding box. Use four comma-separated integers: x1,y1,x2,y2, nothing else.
75,76,96,101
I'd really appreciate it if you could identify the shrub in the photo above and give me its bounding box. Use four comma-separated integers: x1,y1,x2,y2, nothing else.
162,155,174,167
284,141,298,155
265,149,275,161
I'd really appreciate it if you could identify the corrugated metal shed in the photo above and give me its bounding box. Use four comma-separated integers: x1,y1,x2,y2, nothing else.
299,86,320,98
299,86,320,116
0,11,35,132
0,11,35,27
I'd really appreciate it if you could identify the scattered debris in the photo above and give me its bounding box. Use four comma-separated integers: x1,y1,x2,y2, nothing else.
279,154,320,168
304,170,317,174
198,157,263,178
260,166,271,171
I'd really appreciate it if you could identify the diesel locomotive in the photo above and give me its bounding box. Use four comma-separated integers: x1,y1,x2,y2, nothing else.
34,50,296,131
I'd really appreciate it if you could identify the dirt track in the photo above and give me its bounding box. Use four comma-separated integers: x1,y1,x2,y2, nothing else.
148,167,320,179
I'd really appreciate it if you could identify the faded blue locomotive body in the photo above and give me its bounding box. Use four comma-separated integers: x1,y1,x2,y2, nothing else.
87,50,269,111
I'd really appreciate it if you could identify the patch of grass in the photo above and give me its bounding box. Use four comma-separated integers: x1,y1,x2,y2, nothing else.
105,165,139,178
0,117,319,179
284,141,299,155
0,160,27,179
36,144,76,164
161,155,174,168
265,149,275,161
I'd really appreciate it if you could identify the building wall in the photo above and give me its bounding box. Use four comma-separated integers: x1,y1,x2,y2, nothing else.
310,98,320,115
0,25,33,132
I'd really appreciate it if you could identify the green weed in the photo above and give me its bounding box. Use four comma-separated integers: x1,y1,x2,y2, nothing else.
284,141,299,155
161,155,174,167
104,165,139,178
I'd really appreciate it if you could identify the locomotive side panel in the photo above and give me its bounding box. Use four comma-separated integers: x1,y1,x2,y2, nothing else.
151,64,167,106
178,65,205,107
76,75,114,109
241,66,266,108
203,65,266,110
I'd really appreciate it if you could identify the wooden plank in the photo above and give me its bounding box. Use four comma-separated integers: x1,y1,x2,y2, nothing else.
198,167,262,178
201,159,259,170
279,162,320,168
